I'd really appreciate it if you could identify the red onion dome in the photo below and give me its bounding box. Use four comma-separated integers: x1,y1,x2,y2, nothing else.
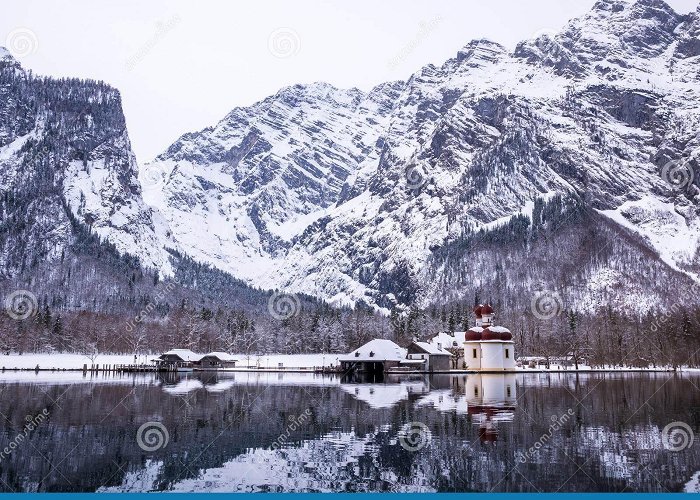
465,327,483,341
481,327,502,341
473,305,483,318
481,304,494,315
489,326,513,340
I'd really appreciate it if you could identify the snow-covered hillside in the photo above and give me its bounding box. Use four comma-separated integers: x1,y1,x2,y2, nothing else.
143,0,699,311
2,0,698,314
0,49,171,274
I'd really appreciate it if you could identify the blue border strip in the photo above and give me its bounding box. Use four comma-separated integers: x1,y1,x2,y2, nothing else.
0,494,692,498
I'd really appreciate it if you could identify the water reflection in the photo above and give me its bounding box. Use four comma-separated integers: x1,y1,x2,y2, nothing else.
0,371,698,492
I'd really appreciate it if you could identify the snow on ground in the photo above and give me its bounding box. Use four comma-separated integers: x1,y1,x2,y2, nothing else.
0,353,337,371
685,471,700,493
0,353,139,370
0,353,690,373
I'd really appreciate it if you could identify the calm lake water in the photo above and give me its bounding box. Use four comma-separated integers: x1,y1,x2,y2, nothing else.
0,371,698,492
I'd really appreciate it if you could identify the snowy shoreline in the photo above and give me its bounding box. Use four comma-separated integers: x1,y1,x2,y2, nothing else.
0,353,689,375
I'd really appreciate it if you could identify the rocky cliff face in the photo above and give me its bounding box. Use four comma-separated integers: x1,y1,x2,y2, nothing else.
3,0,699,315
0,48,169,275
144,0,699,312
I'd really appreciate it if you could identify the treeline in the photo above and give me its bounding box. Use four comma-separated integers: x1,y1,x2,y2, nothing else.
391,300,700,368
0,295,400,358
3,277,700,368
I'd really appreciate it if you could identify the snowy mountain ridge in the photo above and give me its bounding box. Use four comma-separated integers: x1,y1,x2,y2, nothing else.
2,0,699,315
0,50,172,276
142,0,700,312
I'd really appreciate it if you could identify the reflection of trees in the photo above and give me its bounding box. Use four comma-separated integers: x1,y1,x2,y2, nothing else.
0,373,697,492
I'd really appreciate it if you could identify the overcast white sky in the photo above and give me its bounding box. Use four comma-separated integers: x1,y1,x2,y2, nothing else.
2,0,697,162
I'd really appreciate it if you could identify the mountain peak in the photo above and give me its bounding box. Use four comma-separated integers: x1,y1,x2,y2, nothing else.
0,47,15,61
454,39,507,66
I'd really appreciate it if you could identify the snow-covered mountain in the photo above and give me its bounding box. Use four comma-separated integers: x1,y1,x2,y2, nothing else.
143,0,700,311
0,47,170,275
2,0,699,315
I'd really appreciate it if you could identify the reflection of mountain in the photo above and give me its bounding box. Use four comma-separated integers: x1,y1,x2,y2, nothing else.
1,372,699,492
104,430,436,493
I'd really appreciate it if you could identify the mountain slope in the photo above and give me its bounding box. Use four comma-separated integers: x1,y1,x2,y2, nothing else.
145,0,700,312
0,48,170,275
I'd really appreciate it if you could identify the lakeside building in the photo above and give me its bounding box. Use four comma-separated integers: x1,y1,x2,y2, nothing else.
406,341,451,372
340,339,453,374
199,352,238,370
463,305,516,372
153,349,237,371
339,339,407,374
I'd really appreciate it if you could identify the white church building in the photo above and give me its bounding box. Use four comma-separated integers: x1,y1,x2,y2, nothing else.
463,304,516,372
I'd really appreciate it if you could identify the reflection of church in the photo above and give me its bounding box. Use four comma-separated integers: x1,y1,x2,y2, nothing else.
466,373,516,442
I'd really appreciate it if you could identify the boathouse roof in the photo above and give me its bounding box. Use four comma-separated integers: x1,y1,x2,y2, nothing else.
161,349,204,362
339,339,406,362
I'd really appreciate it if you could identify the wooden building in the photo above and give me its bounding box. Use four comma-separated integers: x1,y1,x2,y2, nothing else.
339,339,407,374
199,352,238,370
406,342,452,372
153,349,203,371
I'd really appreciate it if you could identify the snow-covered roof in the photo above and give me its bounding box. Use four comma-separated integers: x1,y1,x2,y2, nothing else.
429,331,466,348
413,342,451,356
487,326,511,333
202,351,238,362
339,339,406,362
161,349,203,361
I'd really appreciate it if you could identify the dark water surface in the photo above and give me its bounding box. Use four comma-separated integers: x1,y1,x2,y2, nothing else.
0,371,699,492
